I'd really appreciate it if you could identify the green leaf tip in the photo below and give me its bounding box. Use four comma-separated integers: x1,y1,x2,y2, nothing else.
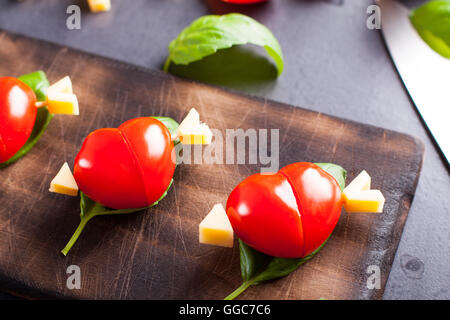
410,0,450,59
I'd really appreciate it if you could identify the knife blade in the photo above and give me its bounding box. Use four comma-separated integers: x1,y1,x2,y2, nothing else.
377,0,450,164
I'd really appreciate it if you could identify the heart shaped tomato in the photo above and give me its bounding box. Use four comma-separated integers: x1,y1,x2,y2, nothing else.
73,117,175,209
226,162,342,258
0,77,37,163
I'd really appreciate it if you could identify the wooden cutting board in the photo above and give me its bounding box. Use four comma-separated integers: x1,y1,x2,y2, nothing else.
0,31,423,300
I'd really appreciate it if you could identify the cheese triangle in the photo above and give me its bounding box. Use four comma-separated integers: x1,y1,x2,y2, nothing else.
199,204,234,248
343,170,371,195
49,162,79,196
47,76,73,94
178,108,213,144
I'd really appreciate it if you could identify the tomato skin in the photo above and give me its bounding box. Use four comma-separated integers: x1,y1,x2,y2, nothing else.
280,163,343,256
221,0,267,4
226,173,305,258
0,77,37,163
226,162,342,258
74,117,175,209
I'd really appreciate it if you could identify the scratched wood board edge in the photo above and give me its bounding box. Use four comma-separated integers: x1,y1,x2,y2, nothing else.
0,30,425,300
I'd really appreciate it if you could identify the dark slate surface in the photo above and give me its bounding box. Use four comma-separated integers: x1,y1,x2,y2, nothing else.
0,0,448,300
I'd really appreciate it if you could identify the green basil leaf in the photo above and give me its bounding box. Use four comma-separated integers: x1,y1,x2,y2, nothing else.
239,239,271,282
18,71,50,100
0,71,53,169
410,0,450,59
164,13,284,75
226,238,329,300
151,116,180,145
315,162,347,191
252,237,329,284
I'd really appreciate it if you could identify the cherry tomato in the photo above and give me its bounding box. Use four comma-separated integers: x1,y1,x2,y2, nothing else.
221,0,267,4
74,117,176,209
226,162,342,258
0,77,37,163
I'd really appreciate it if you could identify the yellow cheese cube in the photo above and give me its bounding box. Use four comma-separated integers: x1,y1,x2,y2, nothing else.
199,204,234,248
46,92,79,115
47,76,73,95
49,162,79,196
178,108,213,145
343,190,385,213
88,0,111,12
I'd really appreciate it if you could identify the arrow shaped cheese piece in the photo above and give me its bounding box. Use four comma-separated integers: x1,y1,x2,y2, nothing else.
343,170,371,194
49,162,79,196
343,170,385,213
44,76,79,115
199,204,234,248
178,108,213,144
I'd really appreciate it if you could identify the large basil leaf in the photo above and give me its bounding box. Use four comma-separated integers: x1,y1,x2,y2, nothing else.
164,13,284,75
225,163,346,300
0,71,53,168
410,0,450,58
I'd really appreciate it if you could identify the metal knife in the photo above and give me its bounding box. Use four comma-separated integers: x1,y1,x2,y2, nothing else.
377,0,450,164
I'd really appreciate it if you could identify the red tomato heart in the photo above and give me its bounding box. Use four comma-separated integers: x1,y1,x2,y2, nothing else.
226,162,342,258
0,77,37,163
73,117,176,209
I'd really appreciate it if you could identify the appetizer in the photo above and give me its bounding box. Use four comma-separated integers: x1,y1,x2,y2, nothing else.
197,162,384,299
55,108,212,255
0,72,78,167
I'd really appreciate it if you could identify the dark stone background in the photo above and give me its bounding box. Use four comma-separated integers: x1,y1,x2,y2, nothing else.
0,0,448,299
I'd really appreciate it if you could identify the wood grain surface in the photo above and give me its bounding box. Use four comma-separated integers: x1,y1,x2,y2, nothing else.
0,31,423,300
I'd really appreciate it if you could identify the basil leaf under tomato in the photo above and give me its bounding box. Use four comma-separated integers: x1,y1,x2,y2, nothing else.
164,13,284,76
410,0,450,59
225,162,346,300
0,71,53,169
